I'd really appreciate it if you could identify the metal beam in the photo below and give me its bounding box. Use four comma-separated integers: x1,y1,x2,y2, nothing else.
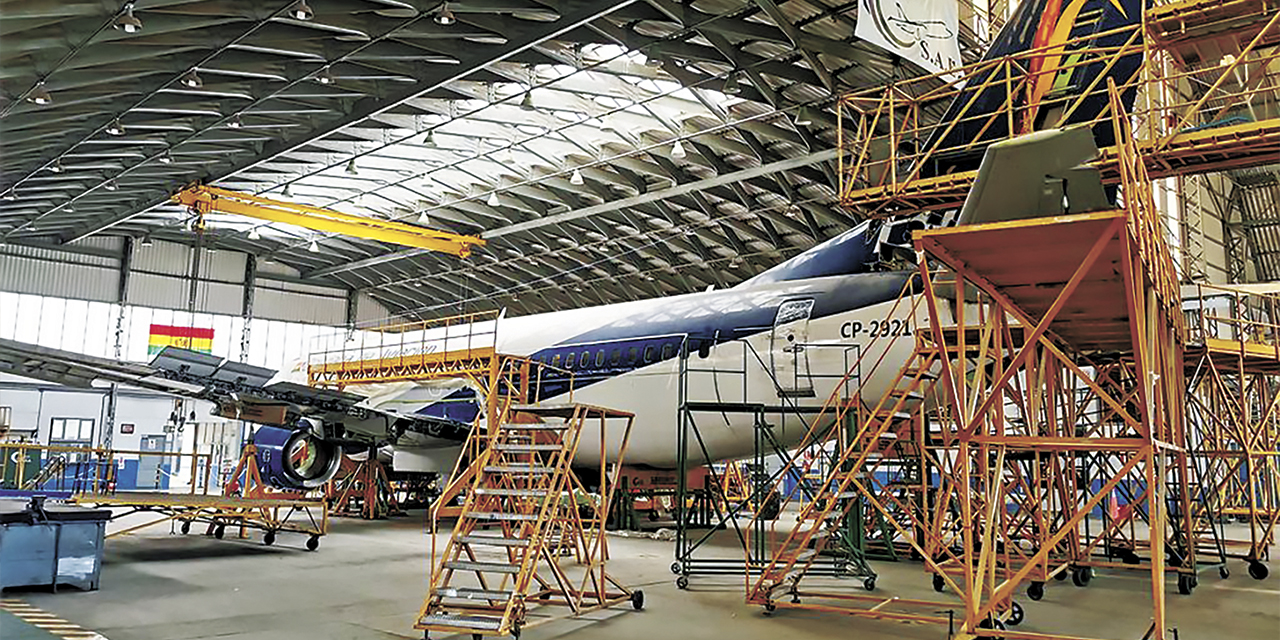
306,147,837,278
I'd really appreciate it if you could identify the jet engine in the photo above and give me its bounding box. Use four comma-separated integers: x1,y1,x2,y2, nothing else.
252,419,342,491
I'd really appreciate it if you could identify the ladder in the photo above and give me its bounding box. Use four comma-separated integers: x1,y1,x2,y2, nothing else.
747,346,939,605
417,404,641,638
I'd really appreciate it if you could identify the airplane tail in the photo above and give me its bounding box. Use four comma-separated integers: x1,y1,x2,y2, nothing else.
922,0,1146,177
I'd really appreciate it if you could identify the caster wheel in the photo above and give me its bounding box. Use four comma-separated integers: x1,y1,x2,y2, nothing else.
473,635,483,640
1219,566,1230,579
1071,567,1091,587
1007,601,1024,627
763,602,776,615
977,616,1006,639
1248,561,1268,580
214,525,225,540
1027,581,1044,601
1054,570,1068,581
670,562,682,575
676,576,689,590
263,531,276,546
1121,549,1141,565
863,576,876,592
789,591,800,604
932,573,945,593
1177,574,1195,595
306,535,320,551
180,521,191,535
630,589,645,611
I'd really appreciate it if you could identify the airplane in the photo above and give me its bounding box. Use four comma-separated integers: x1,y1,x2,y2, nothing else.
0,0,1141,493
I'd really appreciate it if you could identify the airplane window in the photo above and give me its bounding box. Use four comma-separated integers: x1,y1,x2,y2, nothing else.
565,352,575,368
627,347,638,364
643,345,655,363
610,349,621,366
661,343,674,360
551,354,561,368
595,350,606,367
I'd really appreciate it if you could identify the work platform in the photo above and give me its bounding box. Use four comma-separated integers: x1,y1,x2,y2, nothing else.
837,0,1280,216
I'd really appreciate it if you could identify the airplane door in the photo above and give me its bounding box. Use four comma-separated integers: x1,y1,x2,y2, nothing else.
771,299,815,398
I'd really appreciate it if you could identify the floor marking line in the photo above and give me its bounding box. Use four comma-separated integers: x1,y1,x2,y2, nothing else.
0,600,110,640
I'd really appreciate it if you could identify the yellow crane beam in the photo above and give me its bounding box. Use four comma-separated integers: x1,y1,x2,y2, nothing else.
172,185,485,258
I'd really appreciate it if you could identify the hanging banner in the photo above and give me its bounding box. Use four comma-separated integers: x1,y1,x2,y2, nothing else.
148,324,214,354
857,0,962,75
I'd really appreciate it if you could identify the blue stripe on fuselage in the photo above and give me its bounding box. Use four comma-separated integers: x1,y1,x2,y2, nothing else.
413,271,911,424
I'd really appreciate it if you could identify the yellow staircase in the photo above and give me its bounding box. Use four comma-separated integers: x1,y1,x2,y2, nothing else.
417,404,640,638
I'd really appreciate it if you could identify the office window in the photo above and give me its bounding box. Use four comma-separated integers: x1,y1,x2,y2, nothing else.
50,417,94,443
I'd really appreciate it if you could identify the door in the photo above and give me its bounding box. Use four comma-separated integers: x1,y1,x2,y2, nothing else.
136,435,166,490
771,299,815,398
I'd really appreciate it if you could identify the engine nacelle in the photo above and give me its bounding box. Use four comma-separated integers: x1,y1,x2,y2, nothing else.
252,420,341,491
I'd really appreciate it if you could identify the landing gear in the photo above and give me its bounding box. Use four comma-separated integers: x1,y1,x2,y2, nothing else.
932,573,946,592
630,590,645,611
1027,581,1045,601
1177,573,1197,595
263,530,276,546
1248,561,1269,580
306,535,321,551
862,576,876,591
1070,566,1092,587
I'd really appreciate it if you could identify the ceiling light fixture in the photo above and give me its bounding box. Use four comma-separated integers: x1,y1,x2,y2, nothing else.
140,235,154,247
434,1,456,25
48,159,65,174
417,211,429,224
671,140,686,159
315,66,335,85
158,151,174,164
487,191,501,207
227,113,243,129
180,69,203,88
308,239,321,253
281,183,293,197
570,168,584,185
104,179,119,191
113,2,143,33
28,82,53,105
106,118,125,136
2,190,16,201
345,158,359,175
794,106,813,127
723,71,741,95
247,228,262,240
290,0,314,20
645,54,663,68
423,130,436,147
519,91,535,111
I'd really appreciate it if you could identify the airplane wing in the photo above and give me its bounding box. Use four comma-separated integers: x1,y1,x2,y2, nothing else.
0,338,468,444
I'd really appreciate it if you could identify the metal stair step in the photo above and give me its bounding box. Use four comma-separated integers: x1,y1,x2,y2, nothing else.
484,464,554,474
888,389,925,400
418,613,503,631
474,488,549,498
502,423,569,431
445,560,521,574
458,534,530,548
493,443,564,451
464,511,539,522
436,587,516,602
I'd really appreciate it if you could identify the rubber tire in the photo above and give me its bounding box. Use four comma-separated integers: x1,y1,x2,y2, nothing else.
676,576,689,590
306,535,320,551
264,531,276,546
1008,601,1024,627
180,521,191,535
1054,570,1068,581
763,602,776,615
1248,561,1269,580
214,525,225,540
1121,549,1141,565
1071,567,1091,587
932,573,945,593
1027,581,1044,601
631,589,645,611
863,576,876,591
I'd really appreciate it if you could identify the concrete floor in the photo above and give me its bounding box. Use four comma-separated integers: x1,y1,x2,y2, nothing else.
7,513,1279,640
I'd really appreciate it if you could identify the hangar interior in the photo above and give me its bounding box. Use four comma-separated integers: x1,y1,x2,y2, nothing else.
1,1,1277,640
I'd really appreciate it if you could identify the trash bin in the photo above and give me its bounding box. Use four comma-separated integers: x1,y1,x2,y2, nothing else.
0,496,110,591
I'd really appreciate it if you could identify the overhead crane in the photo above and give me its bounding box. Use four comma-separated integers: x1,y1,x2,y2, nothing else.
172,184,485,257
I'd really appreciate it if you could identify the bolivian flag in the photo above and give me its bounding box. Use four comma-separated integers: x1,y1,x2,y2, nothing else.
148,324,214,355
